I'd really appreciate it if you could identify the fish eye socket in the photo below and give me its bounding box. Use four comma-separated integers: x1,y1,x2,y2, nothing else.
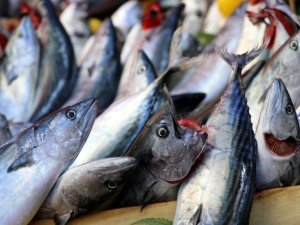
107,181,118,190
66,109,77,120
156,126,169,138
18,32,23,38
285,104,294,115
289,40,298,51
137,65,147,74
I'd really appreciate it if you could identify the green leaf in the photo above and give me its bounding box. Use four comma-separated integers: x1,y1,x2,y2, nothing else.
197,31,215,47
131,217,173,225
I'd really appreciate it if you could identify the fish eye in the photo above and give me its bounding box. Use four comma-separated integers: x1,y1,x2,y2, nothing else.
289,40,298,51
107,181,118,190
18,32,23,38
285,104,294,115
156,125,169,138
137,65,147,75
66,109,77,120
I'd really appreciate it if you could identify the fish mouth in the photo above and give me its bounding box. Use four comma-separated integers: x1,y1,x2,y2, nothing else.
264,133,299,157
77,99,98,131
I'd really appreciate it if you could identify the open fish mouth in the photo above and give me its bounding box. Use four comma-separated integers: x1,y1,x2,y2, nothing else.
264,133,299,157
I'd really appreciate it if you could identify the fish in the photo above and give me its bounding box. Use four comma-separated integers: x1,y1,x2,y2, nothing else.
30,0,77,122
116,50,157,99
169,5,245,121
64,19,121,109
0,16,40,123
246,30,300,130
117,100,207,207
8,122,33,136
111,0,142,43
36,157,137,225
60,2,92,60
256,78,300,190
0,113,12,145
173,47,259,225
0,98,98,225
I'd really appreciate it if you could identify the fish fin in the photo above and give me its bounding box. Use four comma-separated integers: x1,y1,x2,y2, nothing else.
169,27,187,66
215,44,266,73
190,204,203,224
172,93,206,114
258,89,268,103
242,60,266,89
7,147,36,172
141,181,158,210
54,212,72,225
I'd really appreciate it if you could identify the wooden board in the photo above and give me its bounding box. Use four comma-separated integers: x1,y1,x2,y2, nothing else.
30,185,300,225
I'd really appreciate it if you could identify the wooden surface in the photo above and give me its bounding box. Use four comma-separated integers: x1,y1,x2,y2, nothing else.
30,186,300,225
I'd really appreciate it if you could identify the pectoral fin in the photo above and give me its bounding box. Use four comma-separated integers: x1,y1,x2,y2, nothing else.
54,212,72,225
7,147,36,172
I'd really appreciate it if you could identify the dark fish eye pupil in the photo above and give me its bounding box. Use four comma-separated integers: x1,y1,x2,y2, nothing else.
290,40,298,50
157,126,169,138
66,109,77,120
107,181,118,190
137,66,147,74
285,104,294,115
150,9,158,18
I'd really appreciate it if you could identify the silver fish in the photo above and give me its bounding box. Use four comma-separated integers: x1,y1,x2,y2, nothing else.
64,19,121,109
0,16,40,122
173,47,259,225
118,100,207,207
60,3,91,60
0,98,98,225
0,113,12,145
30,0,76,122
116,50,156,99
256,78,300,190
37,157,137,225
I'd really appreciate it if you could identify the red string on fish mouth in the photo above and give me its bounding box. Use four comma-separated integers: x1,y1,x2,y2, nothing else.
264,133,298,156
178,117,208,133
20,3,41,30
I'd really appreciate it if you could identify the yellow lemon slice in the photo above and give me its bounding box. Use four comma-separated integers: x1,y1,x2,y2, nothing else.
217,0,244,17
89,18,102,34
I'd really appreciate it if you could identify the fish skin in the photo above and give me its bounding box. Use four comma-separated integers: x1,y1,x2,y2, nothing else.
36,157,137,225
169,5,245,120
8,122,33,136
116,50,157,99
0,16,40,122
0,113,12,145
256,78,300,190
246,31,300,130
60,3,92,60
118,100,207,207
173,47,259,225
30,0,77,122
64,19,121,109
0,98,98,225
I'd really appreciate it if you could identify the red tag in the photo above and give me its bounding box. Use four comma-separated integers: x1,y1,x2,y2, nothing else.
20,3,41,29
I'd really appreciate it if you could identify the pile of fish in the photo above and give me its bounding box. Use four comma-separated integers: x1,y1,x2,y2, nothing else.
0,0,300,224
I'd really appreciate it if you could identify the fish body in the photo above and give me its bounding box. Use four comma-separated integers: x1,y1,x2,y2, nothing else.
0,114,12,145
256,78,300,190
64,19,121,109
31,0,76,122
0,99,98,225
60,3,91,60
0,16,40,122
37,157,137,225
118,101,207,207
174,48,259,225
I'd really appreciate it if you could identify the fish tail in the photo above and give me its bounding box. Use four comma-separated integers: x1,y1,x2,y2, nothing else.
215,44,265,73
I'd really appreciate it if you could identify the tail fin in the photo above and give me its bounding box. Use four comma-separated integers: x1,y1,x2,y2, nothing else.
215,45,265,72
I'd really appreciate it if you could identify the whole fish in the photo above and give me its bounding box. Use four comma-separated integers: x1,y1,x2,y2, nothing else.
256,78,300,190
174,47,259,225
31,0,76,122
60,3,91,60
118,100,207,207
0,98,98,225
0,16,40,122
169,5,245,121
0,113,12,145
37,157,137,225
64,19,121,109
246,31,300,129
116,50,156,98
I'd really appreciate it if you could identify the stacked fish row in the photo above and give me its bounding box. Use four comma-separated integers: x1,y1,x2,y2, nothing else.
0,0,299,225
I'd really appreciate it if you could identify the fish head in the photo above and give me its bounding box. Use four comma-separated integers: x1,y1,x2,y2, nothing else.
258,78,300,157
37,98,98,161
131,100,207,183
2,16,39,84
